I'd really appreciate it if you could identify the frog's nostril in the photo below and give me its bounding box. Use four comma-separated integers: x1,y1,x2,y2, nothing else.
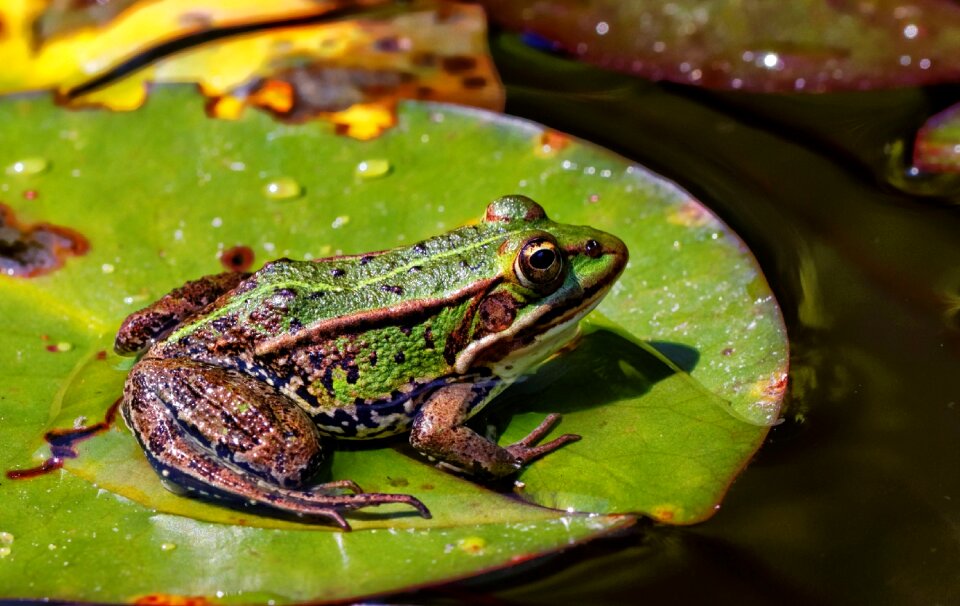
584,239,602,258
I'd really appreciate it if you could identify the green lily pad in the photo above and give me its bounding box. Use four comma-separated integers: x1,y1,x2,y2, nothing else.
0,87,785,602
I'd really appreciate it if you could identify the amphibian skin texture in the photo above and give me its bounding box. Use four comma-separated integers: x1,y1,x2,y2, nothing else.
115,195,628,530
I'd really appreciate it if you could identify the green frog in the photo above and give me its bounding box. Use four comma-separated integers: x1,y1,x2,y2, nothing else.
115,195,627,530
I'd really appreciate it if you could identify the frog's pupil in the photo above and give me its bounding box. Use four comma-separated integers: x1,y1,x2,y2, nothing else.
530,248,555,270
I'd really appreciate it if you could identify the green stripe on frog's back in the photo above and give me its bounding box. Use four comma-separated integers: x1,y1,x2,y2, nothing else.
167,222,510,348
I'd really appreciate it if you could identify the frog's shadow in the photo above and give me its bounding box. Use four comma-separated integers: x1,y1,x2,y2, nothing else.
483,329,700,427
345,330,699,480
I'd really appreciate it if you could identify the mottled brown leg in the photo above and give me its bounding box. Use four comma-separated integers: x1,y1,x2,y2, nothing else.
410,383,581,478
122,358,429,530
114,271,250,355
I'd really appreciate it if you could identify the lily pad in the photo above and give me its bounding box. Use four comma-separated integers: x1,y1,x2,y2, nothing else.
0,87,785,602
481,0,960,92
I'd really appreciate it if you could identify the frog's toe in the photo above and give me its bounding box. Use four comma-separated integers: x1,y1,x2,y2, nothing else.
505,413,581,466
283,488,432,520
310,479,364,495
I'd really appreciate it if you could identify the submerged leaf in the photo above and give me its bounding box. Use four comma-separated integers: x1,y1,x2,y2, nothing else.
481,0,960,92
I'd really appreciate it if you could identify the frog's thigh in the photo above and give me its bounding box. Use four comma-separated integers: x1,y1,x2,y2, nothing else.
124,358,324,489
410,383,520,478
115,271,249,355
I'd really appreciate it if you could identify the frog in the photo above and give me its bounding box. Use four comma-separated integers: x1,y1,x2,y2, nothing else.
114,195,628,530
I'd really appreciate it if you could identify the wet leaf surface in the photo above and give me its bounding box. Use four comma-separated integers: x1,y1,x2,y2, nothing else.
481,0,960,92
0,87,785,602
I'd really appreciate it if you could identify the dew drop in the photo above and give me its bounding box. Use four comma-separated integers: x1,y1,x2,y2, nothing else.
160,543,177,551
331,215,350,229
6,157,49,176
355,159,391,179
101,263,115,274
54,342,73,352
262,177,303,200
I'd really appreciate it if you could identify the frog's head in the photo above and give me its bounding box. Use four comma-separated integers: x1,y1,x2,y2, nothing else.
454,195,628,375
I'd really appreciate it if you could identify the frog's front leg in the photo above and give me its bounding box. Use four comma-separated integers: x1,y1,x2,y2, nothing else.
123,357,430,530
410,383,580,478
115,272,250,355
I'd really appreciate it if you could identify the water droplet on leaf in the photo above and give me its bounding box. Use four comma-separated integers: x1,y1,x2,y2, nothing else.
355,159,391,179
6,157,49,176
262,177,303,200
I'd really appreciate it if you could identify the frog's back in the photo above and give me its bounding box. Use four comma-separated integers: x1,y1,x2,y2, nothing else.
165,223,507,353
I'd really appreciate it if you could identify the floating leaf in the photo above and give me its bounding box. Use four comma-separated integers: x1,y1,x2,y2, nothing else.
0,88,785,602
0,1,503,139
481,0,960,92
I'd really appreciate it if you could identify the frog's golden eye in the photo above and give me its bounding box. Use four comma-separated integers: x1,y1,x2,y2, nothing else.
515,237,564,290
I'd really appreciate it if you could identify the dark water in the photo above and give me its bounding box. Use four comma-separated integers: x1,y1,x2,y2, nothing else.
414,32,960,605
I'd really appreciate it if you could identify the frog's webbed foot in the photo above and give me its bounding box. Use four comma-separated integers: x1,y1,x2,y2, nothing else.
122,358,430,530
411,384,581,479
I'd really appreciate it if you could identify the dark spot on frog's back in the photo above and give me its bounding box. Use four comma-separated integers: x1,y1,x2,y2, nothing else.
381,284,404,295
368,351,378,366
330,268,346,278
412,241,427,254
394,352,405,364
462,76,487,90
442,55,477,74
360,255,374,265
375,35,402,52
424,326,435,349
0,203,89,278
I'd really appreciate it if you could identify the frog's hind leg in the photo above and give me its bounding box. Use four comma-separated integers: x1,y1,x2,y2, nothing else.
114,271,250,355
122,358,430,530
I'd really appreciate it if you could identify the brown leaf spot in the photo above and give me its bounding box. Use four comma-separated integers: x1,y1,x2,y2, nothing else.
0,204,89,278
219,245,254,273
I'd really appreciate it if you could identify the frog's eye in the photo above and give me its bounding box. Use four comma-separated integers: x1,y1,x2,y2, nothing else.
515,237,564,290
